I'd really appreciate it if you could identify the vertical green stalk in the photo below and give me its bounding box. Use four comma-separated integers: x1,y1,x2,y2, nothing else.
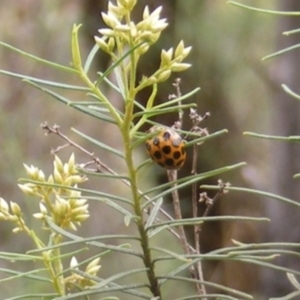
119,60,161,300
122,129,161,297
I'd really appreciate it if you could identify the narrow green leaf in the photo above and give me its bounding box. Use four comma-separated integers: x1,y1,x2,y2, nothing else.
185,129,228,147
175,294,240,300
263,44,300,60
287,272,300,291
93,268,149,289
0,70,88,90
77,168,130,181
18,179,133,205
71,127,125,159
97,71,121,93
132,103,197,118
0,268,50,283
155,87,200,110
151,246,189,262
283,28,300,36
144,83,157,110
142,162,246,206
200,185,300,209
0,252,40,261
144,197,163,229
6,293,59,300
24,80,117,123
54,283,150,300
71,24,83,70
227,1,300,15
147,216,268,232
243,131,300,141
159,275,253,299
84,43,100,73
95,41,147,87
282,84,300,101
233,257,300,276
0,41,76,73
31,219,143,258
83,195,134,217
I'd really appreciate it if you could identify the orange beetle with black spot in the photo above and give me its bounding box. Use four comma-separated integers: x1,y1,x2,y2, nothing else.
145,126,186,170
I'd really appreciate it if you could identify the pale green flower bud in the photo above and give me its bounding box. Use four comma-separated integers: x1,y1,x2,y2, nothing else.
54,155,64,173
87,265,101,276
117,0,137,10
0,212,7,220
10,202,21,216
23,164,39,179
12,227,22,233
70,256,79,269
107,37,115,52
148,6,162,21
53,167,63,184
73,214,90,222
142,6,150,19
156,70,171,82
18,184,34,195
126,0,137,11
171,62,192,72
151,20,168,33
86,258,100,271
94,36,109,52
129,22,137,37
68,222,77,231
33,212,44,220
0,197,9,213
108,2,124,19
137,43,149,55
47,175,54,184
98,28,115,38
116,24,131,33
55,196,69,216
175,40,184,59
101,12,120,28
38,170,45,182
182,46,192,60
175,41,192,62
160,48,173,67
39,202,48,215
67,153,76,173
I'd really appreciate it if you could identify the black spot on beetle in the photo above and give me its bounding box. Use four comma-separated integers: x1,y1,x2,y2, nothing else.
153,150,162,160
145,142,151,151
162,145,171,155
173,151,181,159
164,158,175,166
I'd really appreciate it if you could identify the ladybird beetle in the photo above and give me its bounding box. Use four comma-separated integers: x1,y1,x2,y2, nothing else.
145,126,186,170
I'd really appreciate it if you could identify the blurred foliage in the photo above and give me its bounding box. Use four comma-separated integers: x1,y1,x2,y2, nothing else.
1,0,300,299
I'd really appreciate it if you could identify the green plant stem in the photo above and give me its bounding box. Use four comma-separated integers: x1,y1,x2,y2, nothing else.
122,132,161,298
120,33,160,295
52,234,65,295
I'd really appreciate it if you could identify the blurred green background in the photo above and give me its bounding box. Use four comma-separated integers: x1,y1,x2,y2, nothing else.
1,0,300,299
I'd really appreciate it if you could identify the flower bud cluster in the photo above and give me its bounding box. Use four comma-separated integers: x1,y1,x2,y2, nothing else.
95,1,168,55
94,0,192,92
139,40,192,89
65,256,101,289
18,153,89,231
